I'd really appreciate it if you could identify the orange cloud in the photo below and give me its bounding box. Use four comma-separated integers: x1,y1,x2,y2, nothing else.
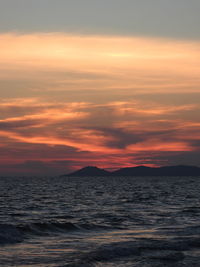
0,33,199,95
127,140,192,152
0,98,198,157
0,128,121,154
109,101,197,117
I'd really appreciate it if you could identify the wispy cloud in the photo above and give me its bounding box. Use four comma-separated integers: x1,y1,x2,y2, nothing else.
0,33,199,98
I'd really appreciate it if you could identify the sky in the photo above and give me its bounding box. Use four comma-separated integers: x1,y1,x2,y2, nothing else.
0,1,200,176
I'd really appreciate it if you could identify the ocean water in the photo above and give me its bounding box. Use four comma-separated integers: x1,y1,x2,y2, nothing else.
0,176,200,267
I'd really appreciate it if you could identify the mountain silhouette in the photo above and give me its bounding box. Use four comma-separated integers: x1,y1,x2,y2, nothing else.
63,165,200,177
113,165,200,176
63,166,110,177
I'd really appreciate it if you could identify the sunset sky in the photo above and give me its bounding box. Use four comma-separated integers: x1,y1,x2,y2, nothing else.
0,1,200,175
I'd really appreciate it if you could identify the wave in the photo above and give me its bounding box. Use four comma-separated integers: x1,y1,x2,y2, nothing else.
66,240,186,266
67,236,200,266
0,221,110,246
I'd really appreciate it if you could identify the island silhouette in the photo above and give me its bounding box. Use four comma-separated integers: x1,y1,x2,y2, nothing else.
62,165,200,177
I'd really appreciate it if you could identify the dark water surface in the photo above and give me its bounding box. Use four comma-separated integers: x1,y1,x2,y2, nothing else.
1,176,200,266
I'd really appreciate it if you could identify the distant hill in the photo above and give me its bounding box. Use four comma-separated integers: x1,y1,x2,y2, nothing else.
112,165,200,176
112,166,156,176
62,165,200,177
62,166,111,177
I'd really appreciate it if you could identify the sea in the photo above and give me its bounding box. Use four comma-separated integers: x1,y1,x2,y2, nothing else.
1,175,200,267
